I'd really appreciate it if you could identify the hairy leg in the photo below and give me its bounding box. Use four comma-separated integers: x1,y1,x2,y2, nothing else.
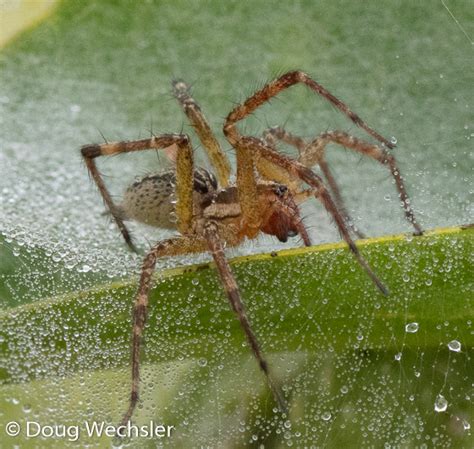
223,70,399,245
121,236,208,426
264,126,423,236
301,131,423,235
81,134,195,249
224,70,395,149
263,127,366,238
239,136,389,295
204,222,287,411
173,80,231,187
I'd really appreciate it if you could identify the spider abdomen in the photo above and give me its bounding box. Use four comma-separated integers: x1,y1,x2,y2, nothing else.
120,169,218,229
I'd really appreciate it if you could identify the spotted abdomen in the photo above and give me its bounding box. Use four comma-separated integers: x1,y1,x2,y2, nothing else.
120,169,217,229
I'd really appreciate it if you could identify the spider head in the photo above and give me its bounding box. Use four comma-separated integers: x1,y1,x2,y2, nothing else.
259,183,301,243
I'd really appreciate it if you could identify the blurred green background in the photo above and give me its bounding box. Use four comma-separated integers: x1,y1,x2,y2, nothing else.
0,0,472,447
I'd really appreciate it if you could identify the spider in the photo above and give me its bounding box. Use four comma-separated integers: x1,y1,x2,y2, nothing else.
80,70,423,425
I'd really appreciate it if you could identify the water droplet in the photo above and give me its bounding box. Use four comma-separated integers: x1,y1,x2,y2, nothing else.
447,340,461,352
191,278,199,286
80,264,91,273
405,322,419,333
425,279,432,286
394,352,402,361
434,394,448,412
321,411,331,421
390,136,397,145
340,386,349,394
198,358,207,367
52,253,62,262
384,194,391,201
462,419,471,430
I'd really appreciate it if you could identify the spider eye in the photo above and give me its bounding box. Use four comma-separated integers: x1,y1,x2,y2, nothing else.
193,168,218,194
273,184,288,197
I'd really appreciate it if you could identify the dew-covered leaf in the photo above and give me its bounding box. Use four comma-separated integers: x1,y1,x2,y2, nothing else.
1,227,472,447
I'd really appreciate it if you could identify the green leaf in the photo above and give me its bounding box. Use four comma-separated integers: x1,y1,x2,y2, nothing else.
1,226,472,383
1,226,472,447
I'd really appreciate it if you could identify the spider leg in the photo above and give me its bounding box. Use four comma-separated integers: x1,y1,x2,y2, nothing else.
318,159,366,239
224,70,395,149
121,236,208,426
81,134,195,250
239,136,389,295
263,126,306,151
246,129,296,190
299,131,423,236
203,222,288,412
254,152,296,191
235,141,261,237
263,125,423,236
224,70,397,244
172,80,231,187
263,126,366,239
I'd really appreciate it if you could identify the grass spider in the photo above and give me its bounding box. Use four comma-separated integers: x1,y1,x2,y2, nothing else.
80,70,423,425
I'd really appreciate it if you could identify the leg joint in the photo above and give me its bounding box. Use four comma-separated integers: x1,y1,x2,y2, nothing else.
81,144,101,159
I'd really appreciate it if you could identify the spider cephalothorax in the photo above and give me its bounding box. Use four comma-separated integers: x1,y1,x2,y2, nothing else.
81,70,422,425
